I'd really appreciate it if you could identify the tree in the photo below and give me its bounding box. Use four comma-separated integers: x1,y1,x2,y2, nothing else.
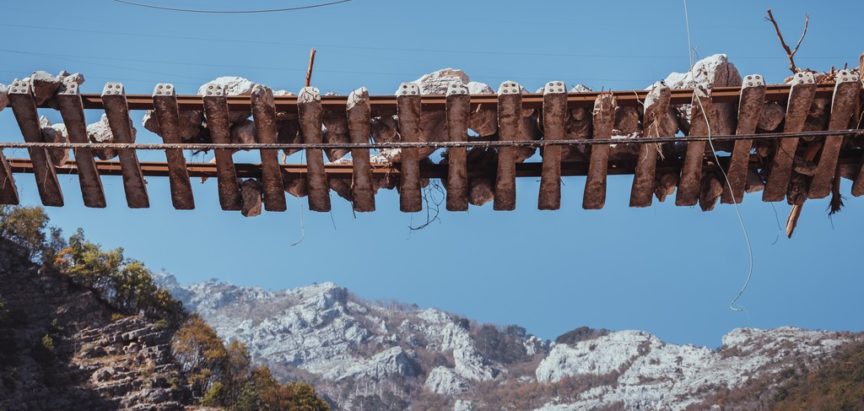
0,205,53,261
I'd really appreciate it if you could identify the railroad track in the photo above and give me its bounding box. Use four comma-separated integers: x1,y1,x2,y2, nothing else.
1,63,863,214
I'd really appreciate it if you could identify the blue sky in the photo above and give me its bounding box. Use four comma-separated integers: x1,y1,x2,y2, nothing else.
1,0,862,348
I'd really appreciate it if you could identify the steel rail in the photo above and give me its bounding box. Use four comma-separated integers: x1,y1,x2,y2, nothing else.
0,128,862,151
9,155,863,180
5,84,831,111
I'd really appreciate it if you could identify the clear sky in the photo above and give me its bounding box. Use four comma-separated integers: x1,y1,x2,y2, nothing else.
1,0,862,348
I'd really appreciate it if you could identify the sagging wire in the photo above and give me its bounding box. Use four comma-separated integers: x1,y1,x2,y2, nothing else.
684,0,754,313
111,0,352,14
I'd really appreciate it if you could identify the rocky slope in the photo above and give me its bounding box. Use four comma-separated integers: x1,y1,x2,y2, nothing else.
0,241,192,410
156,274,861,410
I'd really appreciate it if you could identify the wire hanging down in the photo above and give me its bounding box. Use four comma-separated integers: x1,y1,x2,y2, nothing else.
111,0,352,14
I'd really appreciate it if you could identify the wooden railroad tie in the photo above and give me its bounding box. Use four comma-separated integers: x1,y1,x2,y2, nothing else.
0,66,863,215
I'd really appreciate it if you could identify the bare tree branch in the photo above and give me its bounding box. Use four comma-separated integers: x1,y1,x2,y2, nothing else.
765,9,809,74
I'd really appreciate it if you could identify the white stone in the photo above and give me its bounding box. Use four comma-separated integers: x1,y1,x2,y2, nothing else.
425,366,468,395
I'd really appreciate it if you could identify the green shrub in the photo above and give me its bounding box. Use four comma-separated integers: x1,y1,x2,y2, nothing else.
40,335,54,352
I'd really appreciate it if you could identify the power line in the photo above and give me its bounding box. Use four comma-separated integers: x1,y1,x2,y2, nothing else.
111,0,352,14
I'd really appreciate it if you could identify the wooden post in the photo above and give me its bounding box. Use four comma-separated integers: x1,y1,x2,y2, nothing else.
55,77,105,208
8,78,63,207
298,86,331,212
539,81,567,210
583,93,615,209
445,82,470,211
0,151,19,205
763,71,816,202
495,81,521,211
251,84,286,212
630,83,671,207
202,83,242,210
102,82,148,208
152,83,194,210
396,82,422,212
346,87,375,212
809,70,860,198
676,87,713,207
722,74,766,204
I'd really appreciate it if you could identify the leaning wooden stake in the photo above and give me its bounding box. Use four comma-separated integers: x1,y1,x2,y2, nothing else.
676,86,713,207
202,83,242,210
495,81,522,211
809,69,860,199
630,83,671,207
56,76,106,208
539,81,567,210
346,87,375,212
102,82,148,208
763,71,816,202
584,93,615,209
298,86,331,212
152,83,195,210
396,82,423,212
722,74,766,204
305,48,316,88
445,82,470,211
8,78,63,207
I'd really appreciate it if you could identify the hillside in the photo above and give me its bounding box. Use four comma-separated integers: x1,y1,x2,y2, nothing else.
0,205,328,410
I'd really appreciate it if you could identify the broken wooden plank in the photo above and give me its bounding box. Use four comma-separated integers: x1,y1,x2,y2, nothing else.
251,84,286,212
56,77,106,208
202,83,242,210
7,78,64,207
539,81,567,210
102,82,149,208
298,86,331,212
396,82,422,212
347,87,375,212
630,83,671,207
152,83,194,210
0,151,19,205
722,74,766,204
583,93,616,209
809,70,860,199
676,86,714,207
445,82,470,211
495,81,521,211
763,72,816,202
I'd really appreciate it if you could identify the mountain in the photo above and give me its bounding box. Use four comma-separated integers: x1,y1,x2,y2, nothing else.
156,274,862,410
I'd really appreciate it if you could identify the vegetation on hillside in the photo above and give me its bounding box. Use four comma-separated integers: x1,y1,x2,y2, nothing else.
0,205,329,410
